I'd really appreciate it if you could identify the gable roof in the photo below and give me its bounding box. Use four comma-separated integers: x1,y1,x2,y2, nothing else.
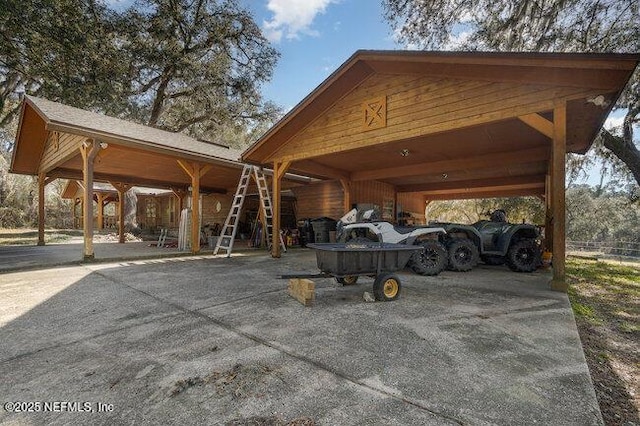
12,96,241,175
241,50,639,199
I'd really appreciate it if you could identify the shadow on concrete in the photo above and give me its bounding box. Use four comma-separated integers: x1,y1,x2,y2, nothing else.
0,240,223,274
0,252,605,424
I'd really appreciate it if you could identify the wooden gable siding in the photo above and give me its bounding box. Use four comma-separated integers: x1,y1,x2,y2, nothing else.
267,74,599,163
39,131,84,173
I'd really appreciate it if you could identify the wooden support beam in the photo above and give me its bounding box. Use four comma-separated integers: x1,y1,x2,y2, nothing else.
416,187,544,201
351,146,549,182
272,160,291,258
110,182,131,244
80,140,102,260
550,103,567,292
191,167,201,254
416,183,544,197
48,168,226,195
544,173,553,251
397,174,546,193
171,187,188,214
37,172,46,246
96,193,106,230
518,113,554,139
339,178,351,213
290,159,351,180
177,160,209,254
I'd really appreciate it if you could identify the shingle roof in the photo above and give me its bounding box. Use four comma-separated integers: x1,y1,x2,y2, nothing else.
27,95,242,162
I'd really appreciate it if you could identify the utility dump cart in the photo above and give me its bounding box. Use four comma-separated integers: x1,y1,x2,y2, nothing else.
285,242,422,302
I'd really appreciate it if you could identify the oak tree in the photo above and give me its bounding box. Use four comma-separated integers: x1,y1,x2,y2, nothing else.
383,0,640,187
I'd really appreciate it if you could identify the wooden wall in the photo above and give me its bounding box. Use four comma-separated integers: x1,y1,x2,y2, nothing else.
200,193,296,234
137,194,178,230
201,194,234,227
40,131,84,173
290,181,344,220
397,193,426,224
291,179,396,221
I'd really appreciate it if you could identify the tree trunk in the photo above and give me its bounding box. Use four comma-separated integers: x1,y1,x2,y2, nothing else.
600,129,640,186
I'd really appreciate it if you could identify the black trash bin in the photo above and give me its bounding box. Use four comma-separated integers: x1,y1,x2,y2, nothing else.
298,219,314,247
311,217,337,243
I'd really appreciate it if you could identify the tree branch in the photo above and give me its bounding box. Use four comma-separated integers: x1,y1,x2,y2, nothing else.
600,128,640,186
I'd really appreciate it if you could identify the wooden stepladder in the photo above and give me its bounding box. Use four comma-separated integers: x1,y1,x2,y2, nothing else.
214,165,286,257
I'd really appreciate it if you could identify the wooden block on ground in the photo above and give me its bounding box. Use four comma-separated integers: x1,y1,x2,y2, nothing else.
288,278,315,306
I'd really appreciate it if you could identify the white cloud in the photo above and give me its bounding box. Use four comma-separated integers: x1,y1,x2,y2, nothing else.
604,115,624,135
604,115,624,129
443,30,472,50
263,0,337,43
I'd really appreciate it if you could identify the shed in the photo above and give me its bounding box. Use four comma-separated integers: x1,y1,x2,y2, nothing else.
242,50,640,290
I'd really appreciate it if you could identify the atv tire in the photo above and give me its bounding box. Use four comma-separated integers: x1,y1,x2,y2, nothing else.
410,240,447,276
506,239,540,272
481,255,505,266
447,238,479,272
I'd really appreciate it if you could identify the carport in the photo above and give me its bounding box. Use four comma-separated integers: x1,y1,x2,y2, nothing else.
242,50,639,290
10,96,245,257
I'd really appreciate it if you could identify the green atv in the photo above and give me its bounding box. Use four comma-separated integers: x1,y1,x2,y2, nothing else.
430,210,542,273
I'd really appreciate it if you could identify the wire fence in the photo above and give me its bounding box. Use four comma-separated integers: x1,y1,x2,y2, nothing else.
566,240,640,260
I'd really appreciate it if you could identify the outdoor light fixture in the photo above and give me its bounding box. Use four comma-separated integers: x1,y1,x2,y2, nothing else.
587,95,609,108
400,149,410,157
442,173,448,180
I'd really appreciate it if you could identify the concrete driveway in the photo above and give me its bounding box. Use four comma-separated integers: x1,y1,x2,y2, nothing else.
0,249,602,425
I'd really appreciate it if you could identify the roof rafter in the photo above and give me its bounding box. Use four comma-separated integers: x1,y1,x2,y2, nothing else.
48,168,226,194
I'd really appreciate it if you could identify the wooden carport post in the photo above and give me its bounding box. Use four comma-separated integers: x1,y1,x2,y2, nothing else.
110,182,131,243
37,172,46,245
272,160,291,258
339,179,351,213
171,188,187,214
177,160,211,254
96,193,106,230
80,140,102,260
544,171,553,252
37,173,57,246
550,103,567,291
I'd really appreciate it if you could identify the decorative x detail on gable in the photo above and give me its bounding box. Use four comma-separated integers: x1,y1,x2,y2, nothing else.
362,96,387,131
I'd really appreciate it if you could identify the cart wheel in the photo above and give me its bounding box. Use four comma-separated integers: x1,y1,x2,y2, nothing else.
373,273,401,301
336,275,359,285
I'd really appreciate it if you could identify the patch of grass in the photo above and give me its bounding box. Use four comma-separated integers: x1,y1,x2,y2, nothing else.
566,257,640,425
618,321,639,334
0,228,83,246
569,297,602,325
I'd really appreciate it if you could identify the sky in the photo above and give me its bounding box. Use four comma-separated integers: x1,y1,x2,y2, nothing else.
107,0,630,186
243,0,397,110
107,0,398,110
